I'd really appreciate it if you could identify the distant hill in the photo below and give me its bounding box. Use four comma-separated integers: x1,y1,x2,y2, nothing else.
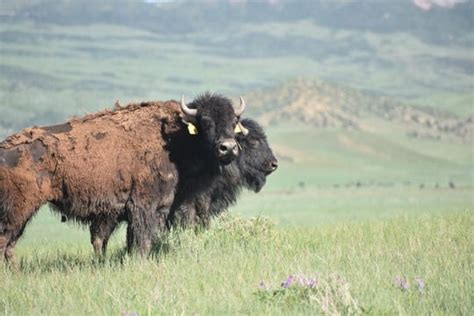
2,0,472,46
0,1,472,136
246,78,473,142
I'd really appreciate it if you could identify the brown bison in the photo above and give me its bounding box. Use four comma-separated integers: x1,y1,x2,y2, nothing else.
0,93,248,261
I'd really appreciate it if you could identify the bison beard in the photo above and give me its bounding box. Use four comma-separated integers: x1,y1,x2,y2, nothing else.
0,93,245,261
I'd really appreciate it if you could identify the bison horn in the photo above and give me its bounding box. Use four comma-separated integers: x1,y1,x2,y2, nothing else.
237,122,249,136
234,96,246,117
181,95,197,117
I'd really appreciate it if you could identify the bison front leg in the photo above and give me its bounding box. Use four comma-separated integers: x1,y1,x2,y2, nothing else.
125,173,176,256
126,205,168,256
171,201,197,228
89,217,120,257
126,209,158,256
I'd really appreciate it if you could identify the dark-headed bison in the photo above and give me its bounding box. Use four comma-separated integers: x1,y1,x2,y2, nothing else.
168,118,278,227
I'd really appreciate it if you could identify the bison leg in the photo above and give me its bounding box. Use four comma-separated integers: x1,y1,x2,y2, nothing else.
170,193,212,229
0,234,7,263
126,205,168,256
171,201,197,228
1,169,47,263
89,217,120,257
125,173,176,256
1,212,35,263
125,210,157,256
4,241,16,263
0,237,17,268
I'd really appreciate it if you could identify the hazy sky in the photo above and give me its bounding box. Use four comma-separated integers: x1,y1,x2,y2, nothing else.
143,0,468,10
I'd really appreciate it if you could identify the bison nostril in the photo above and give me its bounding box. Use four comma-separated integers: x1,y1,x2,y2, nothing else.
219,144,229,153
218,140,237,155
271,161,278,171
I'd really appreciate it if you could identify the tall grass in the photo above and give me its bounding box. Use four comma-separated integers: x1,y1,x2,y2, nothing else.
2,212,472,315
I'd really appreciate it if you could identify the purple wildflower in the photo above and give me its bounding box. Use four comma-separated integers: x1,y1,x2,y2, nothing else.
296,275,318,288
295,275,305,286
415,277,425,291
306,278,318,288
394,276,410,291
281,275,295,288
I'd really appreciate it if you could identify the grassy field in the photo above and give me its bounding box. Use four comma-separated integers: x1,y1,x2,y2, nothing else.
1,212,472,315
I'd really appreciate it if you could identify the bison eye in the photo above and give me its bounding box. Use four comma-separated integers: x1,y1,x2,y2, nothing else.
249,139,260,147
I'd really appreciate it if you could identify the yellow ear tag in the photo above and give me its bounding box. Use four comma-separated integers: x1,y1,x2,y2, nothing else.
234,124,242,134
187,122,198,135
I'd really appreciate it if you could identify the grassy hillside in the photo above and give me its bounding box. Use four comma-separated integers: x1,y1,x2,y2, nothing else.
0,16,472,133
2,213,472,315
247,78,472,141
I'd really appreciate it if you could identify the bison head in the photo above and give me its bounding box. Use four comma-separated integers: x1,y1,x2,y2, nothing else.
236,118,278,192
181,93,247,165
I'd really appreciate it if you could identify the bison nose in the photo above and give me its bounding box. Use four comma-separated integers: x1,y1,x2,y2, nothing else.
271,160,278,171
218,139,238,156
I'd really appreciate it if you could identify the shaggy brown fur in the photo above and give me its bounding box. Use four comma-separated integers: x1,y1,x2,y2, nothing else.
0,101,183,260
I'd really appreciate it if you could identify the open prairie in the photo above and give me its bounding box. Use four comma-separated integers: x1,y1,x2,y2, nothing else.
0,1,473,314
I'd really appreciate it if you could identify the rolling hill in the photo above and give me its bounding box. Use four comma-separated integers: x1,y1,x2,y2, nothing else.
0,0,473,135
246,78,473,142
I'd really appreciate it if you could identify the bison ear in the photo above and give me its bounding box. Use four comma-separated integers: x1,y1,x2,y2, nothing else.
234,124,242,133
187,122,198,135
182,119,198,135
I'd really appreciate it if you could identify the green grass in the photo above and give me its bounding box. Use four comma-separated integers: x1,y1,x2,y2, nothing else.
234,186,473,226
263,126,473,192
2,212,472,315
